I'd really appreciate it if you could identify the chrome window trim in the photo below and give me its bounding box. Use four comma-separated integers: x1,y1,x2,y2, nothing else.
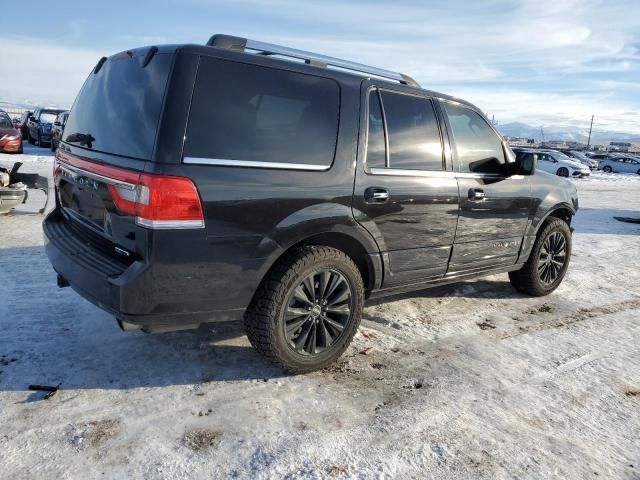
369,168,455,178
183,157,330,171
57,161,136,190
368,168,523,181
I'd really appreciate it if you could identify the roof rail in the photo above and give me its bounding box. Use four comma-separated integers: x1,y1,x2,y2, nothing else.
206,34,420,88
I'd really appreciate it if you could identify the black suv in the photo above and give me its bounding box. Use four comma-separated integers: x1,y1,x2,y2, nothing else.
44,35,578,372
50,110,69,152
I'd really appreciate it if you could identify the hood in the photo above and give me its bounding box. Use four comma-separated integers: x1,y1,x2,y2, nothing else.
565,159,586,169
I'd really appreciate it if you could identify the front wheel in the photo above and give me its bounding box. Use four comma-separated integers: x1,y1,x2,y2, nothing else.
557,167,569,177
509,218,572,296
603,165,613,173
245,246,364,373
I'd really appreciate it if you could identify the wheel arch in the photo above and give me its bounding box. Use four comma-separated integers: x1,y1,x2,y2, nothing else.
256,228,383,298
535,203,575,234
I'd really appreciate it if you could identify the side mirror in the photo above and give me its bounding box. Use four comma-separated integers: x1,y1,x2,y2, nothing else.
503,143,535,176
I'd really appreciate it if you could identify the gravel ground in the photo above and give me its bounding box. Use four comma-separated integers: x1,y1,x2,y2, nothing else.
1,146,639,479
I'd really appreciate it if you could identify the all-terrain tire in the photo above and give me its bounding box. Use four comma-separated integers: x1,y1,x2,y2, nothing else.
557,167,569,177
509,218,572,296
244,245,364,374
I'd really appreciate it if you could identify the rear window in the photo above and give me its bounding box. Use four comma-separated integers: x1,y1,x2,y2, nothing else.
63,52,173,160
184,58,340,168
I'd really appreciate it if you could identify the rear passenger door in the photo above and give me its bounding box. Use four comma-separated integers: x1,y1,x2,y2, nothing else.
439,100,532,272
353,86,459,287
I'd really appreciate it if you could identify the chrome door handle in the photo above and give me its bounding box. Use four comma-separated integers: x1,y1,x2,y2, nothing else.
364,187,390,204
468,188,485,201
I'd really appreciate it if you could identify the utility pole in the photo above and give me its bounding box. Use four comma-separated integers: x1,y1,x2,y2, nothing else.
587,115,594,148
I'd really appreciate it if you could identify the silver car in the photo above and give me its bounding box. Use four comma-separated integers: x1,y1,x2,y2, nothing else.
598,156,640,174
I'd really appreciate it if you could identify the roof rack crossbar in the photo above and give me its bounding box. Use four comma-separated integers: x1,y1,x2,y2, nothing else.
206,34,420,88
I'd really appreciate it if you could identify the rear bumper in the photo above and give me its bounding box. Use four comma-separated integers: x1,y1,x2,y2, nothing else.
43,209,245,328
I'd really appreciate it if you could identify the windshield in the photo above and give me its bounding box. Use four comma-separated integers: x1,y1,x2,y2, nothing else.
551,152,572,161
40,111,61,124
569,151,587,160
0,114,12,129
64,51,173,160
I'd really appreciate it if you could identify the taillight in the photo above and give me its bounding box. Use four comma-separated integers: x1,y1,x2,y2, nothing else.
56,151,204,229
108,175,204,229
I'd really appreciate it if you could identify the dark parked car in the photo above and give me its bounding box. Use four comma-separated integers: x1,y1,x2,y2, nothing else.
50,111,69,152
585,152,614,161
13,110,32,140
0,111,23,154
27,107,66,146
44,35,578,372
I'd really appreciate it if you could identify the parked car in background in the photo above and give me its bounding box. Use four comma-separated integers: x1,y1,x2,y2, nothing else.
560,150,598,170
586,152,615,161
0,111,23,154
44,34,578,373
13,110,32,140
27,107,66,146
512,148,590,177
50,111,69,152
598,156,640,174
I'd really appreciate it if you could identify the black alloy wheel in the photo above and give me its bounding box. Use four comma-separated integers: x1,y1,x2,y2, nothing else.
537,231,567,285
282,269,354,355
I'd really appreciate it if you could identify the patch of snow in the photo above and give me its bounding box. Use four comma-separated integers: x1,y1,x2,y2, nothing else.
1,151,639,478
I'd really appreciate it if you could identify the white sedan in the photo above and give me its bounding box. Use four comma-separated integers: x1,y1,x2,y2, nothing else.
535,151,591,178
598,156,640,175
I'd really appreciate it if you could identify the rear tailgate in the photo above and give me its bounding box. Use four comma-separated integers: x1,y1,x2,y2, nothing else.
54,47,174,254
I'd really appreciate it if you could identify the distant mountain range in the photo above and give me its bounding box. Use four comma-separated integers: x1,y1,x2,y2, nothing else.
3,97,638,145
497,122,640,145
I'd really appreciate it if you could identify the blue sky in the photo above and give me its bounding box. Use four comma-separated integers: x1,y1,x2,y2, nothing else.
1,0,639,135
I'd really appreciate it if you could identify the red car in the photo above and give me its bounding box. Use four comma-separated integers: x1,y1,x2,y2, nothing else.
0,111,23,154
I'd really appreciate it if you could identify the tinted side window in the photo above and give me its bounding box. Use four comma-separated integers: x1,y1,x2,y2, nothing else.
443,102,505,174
185,58,340,167
380,91,443,170
0,114,12,129
366,90,386,169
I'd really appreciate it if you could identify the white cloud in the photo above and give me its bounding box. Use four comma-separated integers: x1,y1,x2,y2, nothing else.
0,36,103,107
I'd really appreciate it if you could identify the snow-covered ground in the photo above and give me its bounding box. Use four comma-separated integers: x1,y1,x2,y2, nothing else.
1,147,639,479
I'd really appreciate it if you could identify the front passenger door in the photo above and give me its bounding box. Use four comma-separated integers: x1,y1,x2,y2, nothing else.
439,100,532,273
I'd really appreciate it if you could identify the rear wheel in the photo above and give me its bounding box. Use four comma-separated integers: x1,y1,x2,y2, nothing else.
603,165,613,173
509,218,571,296
557,167,569,177
245,246,364,373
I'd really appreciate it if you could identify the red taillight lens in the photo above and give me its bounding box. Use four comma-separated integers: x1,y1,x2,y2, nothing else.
57,151,204,229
